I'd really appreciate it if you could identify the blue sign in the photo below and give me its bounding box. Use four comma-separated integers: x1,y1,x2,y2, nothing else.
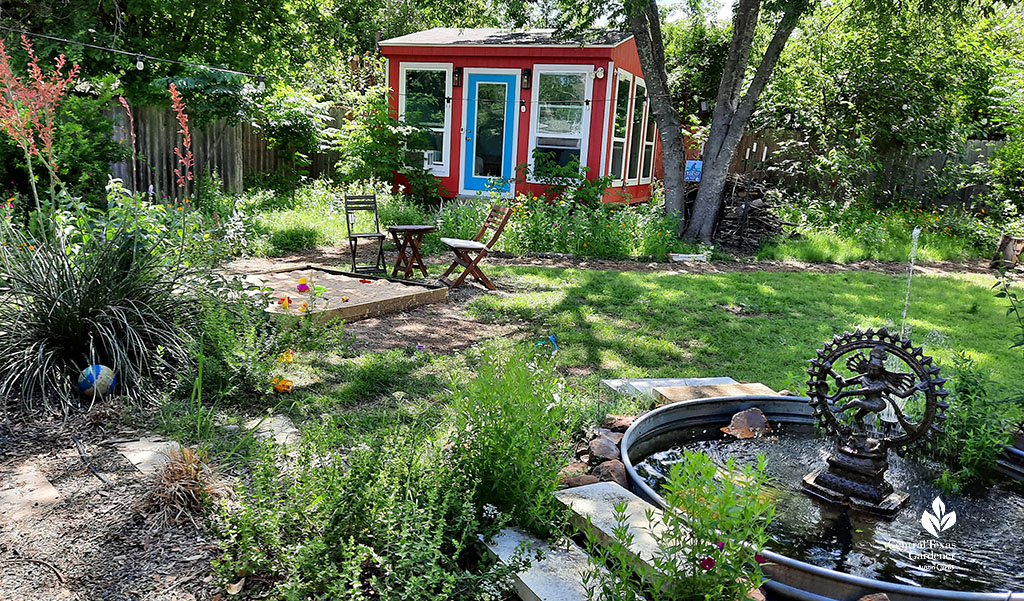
685,160,703,182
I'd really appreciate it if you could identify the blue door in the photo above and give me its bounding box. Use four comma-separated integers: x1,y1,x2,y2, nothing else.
463,73,517,194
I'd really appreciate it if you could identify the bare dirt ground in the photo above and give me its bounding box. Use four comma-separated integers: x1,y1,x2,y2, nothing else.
0,410,219,601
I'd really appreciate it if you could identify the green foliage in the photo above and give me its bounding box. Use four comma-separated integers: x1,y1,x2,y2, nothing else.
759,195,998,262
0,79,127,209
214,413,527,599
448,344,581,537
196,284,285,402
0,216,198,413
332,75,446,200
501,189,687,259
757,3,1024,206
930,352,1021,494
994,269,1024,351
584,451,774,601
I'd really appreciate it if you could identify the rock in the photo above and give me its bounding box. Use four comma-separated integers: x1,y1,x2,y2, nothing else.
0,462,60,521
746,587,767,601
604,432,624,445
856,595,890,601
116,438,178,475
592,460,628,488
1014,430,1024,451
560,474,600,488
559,462,589,482
778,389,796,396
720,407,772,439
589,426,612,438
588,435,620,463
602,415,634,433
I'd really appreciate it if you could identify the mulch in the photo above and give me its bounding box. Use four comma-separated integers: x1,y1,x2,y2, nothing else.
0,408,220,601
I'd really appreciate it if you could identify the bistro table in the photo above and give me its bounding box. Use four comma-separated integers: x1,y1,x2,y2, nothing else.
388,224,435,279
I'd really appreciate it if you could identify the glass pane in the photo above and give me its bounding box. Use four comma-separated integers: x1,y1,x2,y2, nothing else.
642,143,654,179
610,140,625,179
538,73,586,136
613,78,631,139
535,147,582,172
405,70,446,128
627,84,646,180
645,114,657,144
474,82,507,178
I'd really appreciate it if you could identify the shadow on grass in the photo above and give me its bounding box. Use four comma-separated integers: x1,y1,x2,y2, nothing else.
471,266,1020,392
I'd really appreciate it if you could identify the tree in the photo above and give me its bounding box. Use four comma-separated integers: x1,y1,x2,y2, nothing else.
554,0,1011,242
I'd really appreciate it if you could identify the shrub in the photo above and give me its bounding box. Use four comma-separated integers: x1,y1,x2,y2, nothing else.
585,451,774,601
449,344,584,537
930,352,1022,494
215,423,524,600
0,220,199,413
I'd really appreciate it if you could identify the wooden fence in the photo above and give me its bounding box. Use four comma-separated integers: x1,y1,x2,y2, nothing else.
109,105,345,202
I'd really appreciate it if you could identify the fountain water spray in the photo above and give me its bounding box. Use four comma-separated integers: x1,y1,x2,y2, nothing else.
900,226,923,340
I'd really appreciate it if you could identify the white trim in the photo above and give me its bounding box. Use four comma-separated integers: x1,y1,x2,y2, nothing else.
626,77,647,187
525,64,595,183
609,69,633,187
458,68,521,198
599,60,614,178
398,62,453,178
640,93,656,185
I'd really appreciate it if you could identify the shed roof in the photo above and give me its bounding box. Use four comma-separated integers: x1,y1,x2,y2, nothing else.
379,28,633,48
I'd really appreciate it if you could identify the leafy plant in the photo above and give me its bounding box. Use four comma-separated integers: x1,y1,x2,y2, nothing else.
930,352,1020,494
449,344,582,537
0,218,199,413
584,451,774,601
214,421,524,600
994,268,1024,351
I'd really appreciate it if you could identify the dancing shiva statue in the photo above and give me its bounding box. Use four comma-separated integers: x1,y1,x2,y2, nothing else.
803,329,949,517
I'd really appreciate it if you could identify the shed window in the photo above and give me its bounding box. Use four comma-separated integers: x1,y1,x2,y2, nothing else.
609,72,631,184
641,109,656,183
399,64,452,176
528,68,593,179
626,80,647,184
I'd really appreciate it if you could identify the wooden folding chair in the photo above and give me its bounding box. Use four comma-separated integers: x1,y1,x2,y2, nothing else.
343,194,387,274
438,204,513,290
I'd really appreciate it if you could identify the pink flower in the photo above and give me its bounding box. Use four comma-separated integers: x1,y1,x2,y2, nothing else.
755,553,767,564
716,541,724,551
700,557,715,571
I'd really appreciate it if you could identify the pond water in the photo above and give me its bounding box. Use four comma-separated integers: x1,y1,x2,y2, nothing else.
634,424,1024,593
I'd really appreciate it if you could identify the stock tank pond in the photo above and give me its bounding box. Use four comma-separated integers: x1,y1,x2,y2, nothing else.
622,394,1024,601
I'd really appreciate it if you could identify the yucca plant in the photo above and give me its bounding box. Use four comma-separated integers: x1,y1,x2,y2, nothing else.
0,221,200,414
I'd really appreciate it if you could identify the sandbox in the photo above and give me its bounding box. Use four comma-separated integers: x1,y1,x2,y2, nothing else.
242,265,448,322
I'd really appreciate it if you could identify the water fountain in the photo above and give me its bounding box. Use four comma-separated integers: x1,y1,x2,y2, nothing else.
801,329,947,517
621,330,1024,601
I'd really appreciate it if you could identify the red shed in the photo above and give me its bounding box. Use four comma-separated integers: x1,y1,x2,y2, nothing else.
379,28,661,203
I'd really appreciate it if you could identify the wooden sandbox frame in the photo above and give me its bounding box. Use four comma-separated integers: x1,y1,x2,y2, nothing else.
252,265,448,322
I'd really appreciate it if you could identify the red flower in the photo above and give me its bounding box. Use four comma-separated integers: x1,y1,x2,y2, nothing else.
755,553,767,564
700,557,715,571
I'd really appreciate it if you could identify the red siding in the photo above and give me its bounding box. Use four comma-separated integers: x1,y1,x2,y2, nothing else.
382,38,660,203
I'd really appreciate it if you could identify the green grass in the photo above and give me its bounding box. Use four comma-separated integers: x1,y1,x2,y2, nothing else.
462,266,1023,394
758,229,989,263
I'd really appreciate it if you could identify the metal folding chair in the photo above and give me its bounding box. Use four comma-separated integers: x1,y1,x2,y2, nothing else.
343,194,387,274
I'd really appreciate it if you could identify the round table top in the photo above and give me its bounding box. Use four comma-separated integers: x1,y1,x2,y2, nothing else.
388,224,436,233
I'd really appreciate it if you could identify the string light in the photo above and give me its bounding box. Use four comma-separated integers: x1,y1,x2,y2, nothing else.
0,25,262,80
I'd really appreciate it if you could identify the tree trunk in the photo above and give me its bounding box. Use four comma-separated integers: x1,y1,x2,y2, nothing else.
629,0,685,217
684,0,807,243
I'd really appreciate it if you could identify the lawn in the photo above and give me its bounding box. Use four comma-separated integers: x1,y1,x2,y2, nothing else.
464,266,1022,394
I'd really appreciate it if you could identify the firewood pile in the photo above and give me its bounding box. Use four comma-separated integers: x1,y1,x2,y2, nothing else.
713,175,784,250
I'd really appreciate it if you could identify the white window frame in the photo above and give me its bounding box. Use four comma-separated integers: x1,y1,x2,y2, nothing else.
609,69,633,186
626,77,648,186
640,101,657,185
398,62,453,178
526,64,595,183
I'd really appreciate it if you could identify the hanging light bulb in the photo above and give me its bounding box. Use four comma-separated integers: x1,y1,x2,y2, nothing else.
135,54,144,70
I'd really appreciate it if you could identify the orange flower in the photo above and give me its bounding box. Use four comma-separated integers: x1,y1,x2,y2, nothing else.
272,377,293,393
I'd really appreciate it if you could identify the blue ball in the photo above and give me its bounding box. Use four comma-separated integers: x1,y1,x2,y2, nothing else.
78,365,117,397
